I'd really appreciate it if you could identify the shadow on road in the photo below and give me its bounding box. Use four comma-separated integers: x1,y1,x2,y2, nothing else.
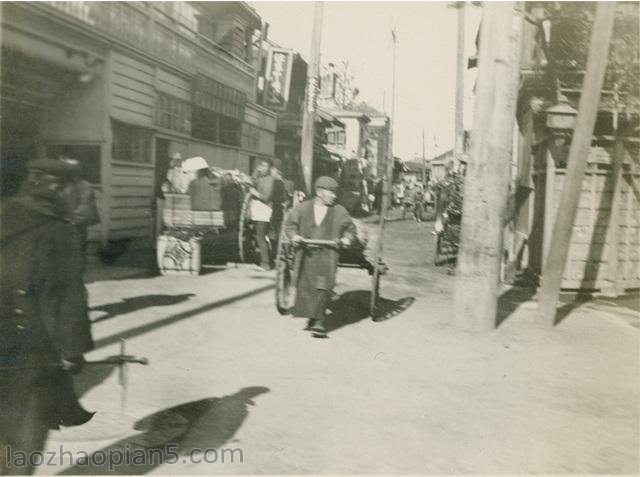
58,386,270,475
496,286,536,328
325,290,415,333
91,294,196,323
93,284,275,350
73,364,116,399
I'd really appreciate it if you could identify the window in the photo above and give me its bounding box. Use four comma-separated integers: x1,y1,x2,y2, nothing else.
337,131,346,146
191,108,241,147
327,131,336,145
46,144,101,184
219,116,241,146
156,93,192,134
111,121,151,163
242,123,260,151
193,74,246,121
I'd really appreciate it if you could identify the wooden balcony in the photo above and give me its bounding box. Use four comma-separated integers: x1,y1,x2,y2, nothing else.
38,1,257,76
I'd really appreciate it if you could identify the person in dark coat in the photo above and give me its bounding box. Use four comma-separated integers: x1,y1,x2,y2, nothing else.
1,159,94,475
284,176,355,338
58,157,100,266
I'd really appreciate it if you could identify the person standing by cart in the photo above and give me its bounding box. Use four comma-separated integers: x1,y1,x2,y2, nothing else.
251,158,275,271
58,157,100,265
284,176,355,338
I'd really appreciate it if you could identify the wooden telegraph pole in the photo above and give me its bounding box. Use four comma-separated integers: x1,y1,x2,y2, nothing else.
370,28,397,314
454,2,466,163
300,2,324,194
538,3,617,324
422,128,427,184
453,2,523,331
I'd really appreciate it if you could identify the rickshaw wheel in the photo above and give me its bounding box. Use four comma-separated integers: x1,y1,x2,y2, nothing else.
238,192,253,263
370,264,381,315
434,233,446,266
275,225,296,315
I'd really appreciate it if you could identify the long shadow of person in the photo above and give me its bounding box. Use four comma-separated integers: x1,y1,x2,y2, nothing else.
324,290,415,334
90,294,196,323
73,364,116,399
58,386,270,475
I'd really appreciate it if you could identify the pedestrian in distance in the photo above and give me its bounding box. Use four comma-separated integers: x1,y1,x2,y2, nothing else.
1,158,95,475
284,176,355,338
412,183,425,223
402,183,415,220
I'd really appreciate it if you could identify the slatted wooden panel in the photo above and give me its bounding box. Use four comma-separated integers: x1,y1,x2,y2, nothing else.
156,68,191,102
111,52,156,126
617,173,640,290
541,147,640,291
108,163,154,240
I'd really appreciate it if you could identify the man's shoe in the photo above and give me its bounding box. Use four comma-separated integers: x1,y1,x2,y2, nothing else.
304,319,316,331
310,320,328,338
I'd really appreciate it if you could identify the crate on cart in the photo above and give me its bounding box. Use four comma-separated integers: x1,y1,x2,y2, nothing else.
157,234,202,276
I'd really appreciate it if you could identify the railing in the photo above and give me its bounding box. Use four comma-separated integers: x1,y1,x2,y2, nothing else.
42,1,255,75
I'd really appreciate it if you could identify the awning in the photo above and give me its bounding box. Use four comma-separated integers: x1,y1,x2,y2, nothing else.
324,145,349,162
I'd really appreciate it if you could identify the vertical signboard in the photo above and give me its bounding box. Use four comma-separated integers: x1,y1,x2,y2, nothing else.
264,47,294,110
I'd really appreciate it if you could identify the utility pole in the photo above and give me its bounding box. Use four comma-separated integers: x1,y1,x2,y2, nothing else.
453,2,523,331
454,1,466,163
370,27,397,313
422,128,427,184
300,1,324,194
538,2,616,325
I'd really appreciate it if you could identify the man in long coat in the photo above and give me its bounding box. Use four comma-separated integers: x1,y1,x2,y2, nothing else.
284,176,355,338
1,159,94,475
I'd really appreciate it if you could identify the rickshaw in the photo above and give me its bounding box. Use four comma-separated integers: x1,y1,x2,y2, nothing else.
274,213,388,316
157,170,258,274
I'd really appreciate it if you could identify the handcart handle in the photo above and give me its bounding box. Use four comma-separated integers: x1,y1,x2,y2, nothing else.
298,238,340,249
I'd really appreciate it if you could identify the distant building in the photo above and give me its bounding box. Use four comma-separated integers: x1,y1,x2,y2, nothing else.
257,44,346,187
429,149,455,182
1,1,276,251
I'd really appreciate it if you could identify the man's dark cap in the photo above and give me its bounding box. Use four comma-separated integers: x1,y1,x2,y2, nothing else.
314,176,339,192
27,158,76,177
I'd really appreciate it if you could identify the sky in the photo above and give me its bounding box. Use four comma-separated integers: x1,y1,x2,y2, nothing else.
250,1,482,160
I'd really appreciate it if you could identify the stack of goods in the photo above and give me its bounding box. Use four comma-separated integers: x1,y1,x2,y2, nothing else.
157,234,201,275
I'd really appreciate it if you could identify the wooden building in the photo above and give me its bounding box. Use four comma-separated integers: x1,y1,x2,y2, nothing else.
507,2,639,294
1,1,276,252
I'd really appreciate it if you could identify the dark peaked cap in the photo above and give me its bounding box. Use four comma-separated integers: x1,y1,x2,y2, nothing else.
27,158,76,177
314,176,339,192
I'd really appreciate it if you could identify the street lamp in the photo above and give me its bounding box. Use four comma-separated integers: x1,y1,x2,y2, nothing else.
546,95,578,130
546,95,578,167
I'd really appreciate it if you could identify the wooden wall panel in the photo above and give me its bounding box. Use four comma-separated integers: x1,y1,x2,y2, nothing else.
157,69,192,101
108,162,155,241
111,52,156,125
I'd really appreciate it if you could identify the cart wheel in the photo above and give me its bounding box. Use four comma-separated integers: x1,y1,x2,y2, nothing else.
275,225,296,315
238,192,253,263
434,233,445,266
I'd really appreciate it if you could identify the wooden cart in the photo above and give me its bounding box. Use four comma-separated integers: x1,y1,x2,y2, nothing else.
157,189,255,275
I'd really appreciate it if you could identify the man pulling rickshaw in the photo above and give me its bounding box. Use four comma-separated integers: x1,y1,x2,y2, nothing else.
283,176,355,338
